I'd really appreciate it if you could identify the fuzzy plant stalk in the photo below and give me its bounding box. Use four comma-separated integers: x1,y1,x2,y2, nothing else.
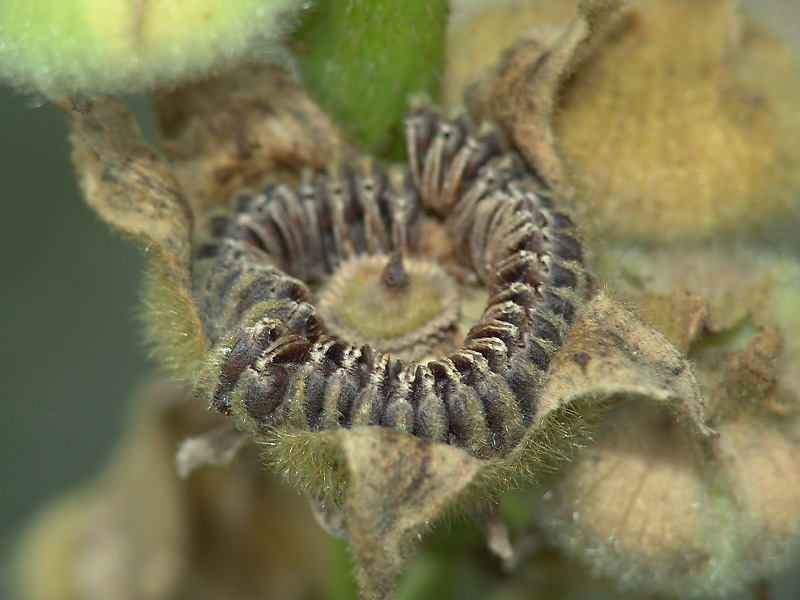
292,0,449,158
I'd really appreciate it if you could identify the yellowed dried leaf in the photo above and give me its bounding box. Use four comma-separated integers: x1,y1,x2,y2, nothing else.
466,0,627,192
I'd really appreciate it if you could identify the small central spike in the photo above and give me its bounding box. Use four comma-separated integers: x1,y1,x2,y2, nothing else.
382,251,410,289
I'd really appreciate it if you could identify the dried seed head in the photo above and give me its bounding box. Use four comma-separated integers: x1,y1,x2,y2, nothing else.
191,105,591,459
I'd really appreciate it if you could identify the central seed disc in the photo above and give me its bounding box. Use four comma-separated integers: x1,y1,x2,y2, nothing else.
316,253,461,361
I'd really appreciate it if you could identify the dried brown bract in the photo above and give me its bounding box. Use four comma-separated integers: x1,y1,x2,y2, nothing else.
155,63,348,215
62,97,209,376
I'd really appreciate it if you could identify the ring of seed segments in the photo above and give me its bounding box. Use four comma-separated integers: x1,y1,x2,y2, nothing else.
192,105,589,459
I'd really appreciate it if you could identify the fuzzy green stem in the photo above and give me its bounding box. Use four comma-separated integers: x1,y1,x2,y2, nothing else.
293,0,448,158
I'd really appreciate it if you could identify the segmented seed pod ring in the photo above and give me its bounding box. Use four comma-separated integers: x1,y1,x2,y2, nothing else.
192,105,590,459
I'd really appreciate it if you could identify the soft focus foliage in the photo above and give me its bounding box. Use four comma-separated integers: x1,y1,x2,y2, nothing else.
0,0,301,99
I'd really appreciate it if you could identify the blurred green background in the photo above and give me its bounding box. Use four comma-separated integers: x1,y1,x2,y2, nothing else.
0,89,151,572
1,0,799,598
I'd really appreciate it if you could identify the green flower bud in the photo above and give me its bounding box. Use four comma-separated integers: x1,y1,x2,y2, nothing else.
0,0,301,99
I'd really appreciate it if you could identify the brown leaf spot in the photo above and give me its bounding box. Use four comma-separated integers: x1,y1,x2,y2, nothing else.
572,351,591,374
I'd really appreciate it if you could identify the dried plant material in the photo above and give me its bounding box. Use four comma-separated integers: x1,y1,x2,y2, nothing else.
64,98,193,290
174,426,249,479
466,0,627,192
714,414,800,572
769,261,800,399
703,323,784,418
182,450,331,600
445,1,577,107
535,247,800,596
463,0,800,241
537,393,800,597
600,244,800,401
62,98,208,376
538,402,730,597
551,0,800,241
54,28,800,599
15,491,94,600
473,504,515,564
15,381,192,600
597,245,777,333
259,291,717,598
603,245,800,413
538,293,716,438
634,292,710,355
271,428,483,599
14,380,331,600
308,496,349,540
190,136,716,595
155,64,347,215
339,427,480,600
